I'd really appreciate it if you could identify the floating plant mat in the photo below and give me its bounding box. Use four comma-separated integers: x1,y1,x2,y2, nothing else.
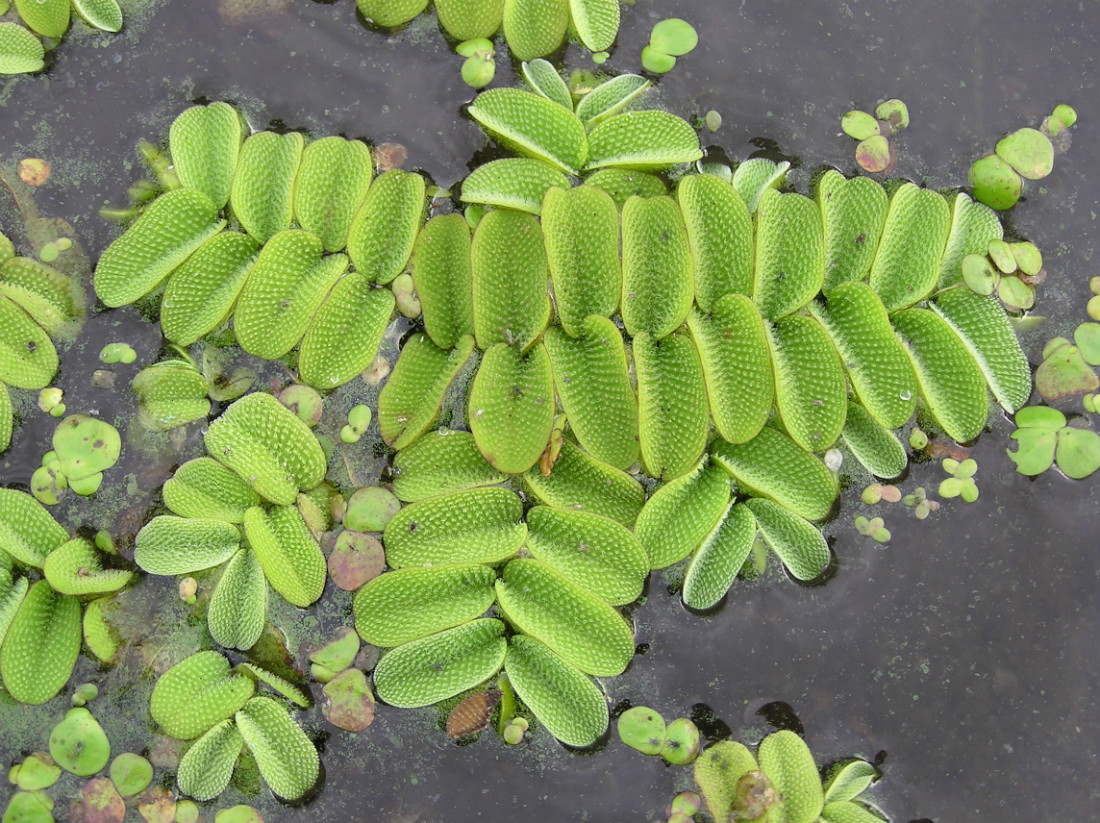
0,2,1098,821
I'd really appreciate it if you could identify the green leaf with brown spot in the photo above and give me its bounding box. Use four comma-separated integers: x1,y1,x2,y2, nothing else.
43,537,132,596
504,634,608,747
411,214,475,350
523,439,645,528
176,720,243,802
0,487,69,568
753,188,824,321
585,111,701,171
391,429,508,502
378,333,475,450
694,740,760,822
817,170,887,294
230,131,304,245
634,329,708,481
495,558,633,675
687,295,773,444
205,392,327,506
758,730,825,823
768,314,848,451
468,341,555,474
541,185,621,335
373,618,507,707
294,136,373,253
634,457,730,569
346,169,426,284
353,564,498,647
0,579,80,704
682,501,757,610
0,295,58,387
892,308,989,443
460,158,570,215
384,487,526,568
471,209,551,351
501,0,569,61
169,102,245,209
134,516,241,575
868,183,950,312
163,457,262,523
298,272,395,390
235,696,319,801
242,505,326,608
208,546,267,651
468,87,587,173
678,173,753,311
745,498,830,581
544,318,637,469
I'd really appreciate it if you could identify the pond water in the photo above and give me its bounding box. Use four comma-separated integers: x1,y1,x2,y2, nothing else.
1,1,1098,822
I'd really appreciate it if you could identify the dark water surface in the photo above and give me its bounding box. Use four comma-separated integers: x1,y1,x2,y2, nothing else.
1,1,1098,821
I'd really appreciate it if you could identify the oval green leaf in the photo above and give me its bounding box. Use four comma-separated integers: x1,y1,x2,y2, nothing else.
634,457,731,570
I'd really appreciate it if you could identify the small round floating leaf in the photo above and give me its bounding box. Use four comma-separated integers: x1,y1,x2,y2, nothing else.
758,730,825,823
1055,427,1100,479
1052,103,1077,128
586,111,701,171
461,55,494,89
373,618,507,708
961,253,997,295
1036,343,1098,401
995,127,1054,180
13,753,61,791
874,98,909,131
997,274,1034,311
523,439,645,528
618,706,666,755
0,295,58,389
968,155,1022,211
693,740,760,823
682,501,757,610
0,487,69,568
322,668,376,732
134,516,239,575
1,580,81,705
855,135,891,173
235,697,319,801
1010,241,1042,276
1073,323,1100,366
640,45,675,74
987,238,1016,273
49,708,110,777
841,111,879,141
384,487,526,568
208,546,266,651
0,23,45,74
344,486,401,533
176,720,243,802
634,458,731,569
649,17,697,55
574,74,650,127
661,718,701,766
242,505,326,608
150,651,255,740
169,102,244,210
43,538,132,596
1,792,53,823
468,87,587,174
504,634,608,747
354,564,498,648
1016,405,1066,431
109,754,152,797
745,498,830,582
435,0,503,40
460,158,570,215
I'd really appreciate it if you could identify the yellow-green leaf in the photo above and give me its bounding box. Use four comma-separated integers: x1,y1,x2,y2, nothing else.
868,183,950,312
678,173,753,311
0,580,80,704
522,439,645,528
391,429,508,502
586,111,702,171
13,0,69,38
294,136,373,253
501,0,569,61
633,457,730,569
230,131,304,245
753,188,824,321
621,195,693,339
242,505,326,608
410,214,475,350
817,170,887,294
468,87,587,174
346,168,425,284
768,314,848,451
169,102,244,209
460,157,570,215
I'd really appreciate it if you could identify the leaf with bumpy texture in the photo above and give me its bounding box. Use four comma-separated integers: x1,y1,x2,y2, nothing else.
391,429,507,502
134,516,241,575
687,295,773,444
0,381,9,452
235,697,319,801
753,189,824,321
162,457,261,523
0,571,28,656
868,183,950,312
468,87,587,174
233,230,347,359
95,189,226,307
378,333,475,450
208,546,267,651
817,170,887,294
0,23,45,74
523,439,645,528
820,800,889,823
0,487,69,568
435,0,504,40
169,102,243,209
355,0,429,26
239,662,311,708
495,558,633,676
757,730,825,823
574,75,650,128
294,136,373,253
937,192,1003,289
384,487,526,568
521,58,573,109
634,329,709,481
634,457,730,569
471,209,551,351
768,314,848,451
932,288,1031,414
72,0,123,31
501,0,569,61
150,651,255,740
13,0,69,38
230,131,304,245
132,361,211,432
586,111,701,170
176,720,243,802
353,564,498,647
621,195,695,338
682,502,757,610
584,167,667,208
694,740,760,823
731,158,789,214
810,281,917,429
205,392,327,506
892,308,989,443
460,158,570,215
411,214,475,350
0,294,57,389
43,538,132,596
161,231,259,346
525,507,646,605
544,318,637,469
505,634,608,746
745,498,830,581
840,402,907,479
468,342,555,475
711,426,838,522
0,256,84,336
373,619,507,707
678,173,753,311
0,580,80,704
298,272,394,390
541,185,621,335
242,505,326,608
346,169,425,284
823,759,878,804
568,0,619,51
